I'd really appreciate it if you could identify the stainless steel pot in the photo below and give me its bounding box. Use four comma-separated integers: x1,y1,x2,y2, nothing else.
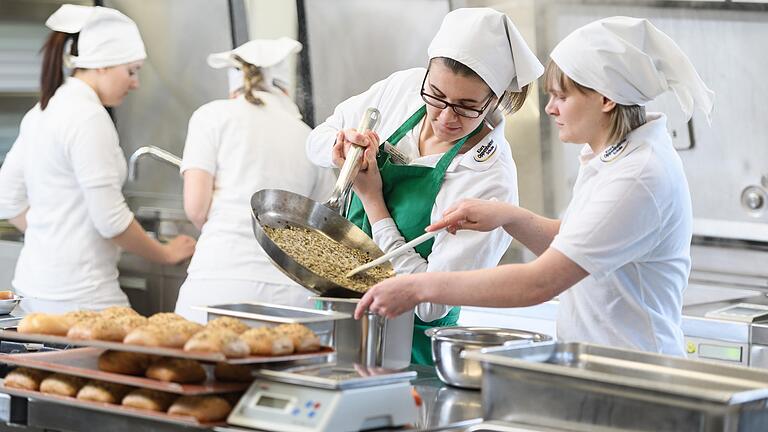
426,326,552,389
314,297,413,369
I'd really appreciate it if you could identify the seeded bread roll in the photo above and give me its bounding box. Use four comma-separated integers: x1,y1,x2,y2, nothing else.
63,310,101,326
97,350,153,376
213,362,254,382
76,381,132,404
273,323,321,353
18,313,70,336
100,306,141,319
147,312,186,325
146,358,206,384
205,317,249,334
123,321,203,348
66,317,125,341
3,367,50,391
122,388,177,412
40,373,88,397
113,314,148,334
167,395,232,422
184,329,250,358
240,327,294,356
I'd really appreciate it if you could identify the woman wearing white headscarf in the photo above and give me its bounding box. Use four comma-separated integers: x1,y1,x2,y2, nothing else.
355,16,714,356
174,38,337,323
307,8,543,364
0,5,196,313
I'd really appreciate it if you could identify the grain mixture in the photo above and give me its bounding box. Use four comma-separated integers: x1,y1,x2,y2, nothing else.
264,225,393,292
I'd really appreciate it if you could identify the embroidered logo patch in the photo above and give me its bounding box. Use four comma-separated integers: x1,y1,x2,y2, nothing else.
600,139,629,163
474,140,497,162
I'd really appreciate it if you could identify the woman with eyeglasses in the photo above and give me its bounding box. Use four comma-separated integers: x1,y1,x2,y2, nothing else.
353,17,714,356
306,8,543,365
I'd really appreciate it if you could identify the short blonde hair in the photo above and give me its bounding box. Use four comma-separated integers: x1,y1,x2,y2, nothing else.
543,60,645,145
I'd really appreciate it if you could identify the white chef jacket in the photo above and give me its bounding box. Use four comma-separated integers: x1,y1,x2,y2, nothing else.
180,92,336,286
551,113,691,356
306,68,517,321
0,77,134,309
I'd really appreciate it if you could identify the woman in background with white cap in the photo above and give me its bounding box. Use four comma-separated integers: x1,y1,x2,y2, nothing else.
355,17,714,356
174,38,336,323
307,8,543,364
0,5,196,313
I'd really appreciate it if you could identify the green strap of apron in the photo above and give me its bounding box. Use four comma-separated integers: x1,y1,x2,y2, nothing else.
346,105,481,365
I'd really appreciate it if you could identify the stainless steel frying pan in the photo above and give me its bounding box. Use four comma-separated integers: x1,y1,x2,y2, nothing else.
251,108,392,298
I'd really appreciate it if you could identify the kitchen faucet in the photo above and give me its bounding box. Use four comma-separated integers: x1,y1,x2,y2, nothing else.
127,146,182,182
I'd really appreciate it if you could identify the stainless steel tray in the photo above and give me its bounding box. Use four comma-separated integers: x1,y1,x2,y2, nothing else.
0,329,334,365
463,342,768,432
0,347,248,395
194,301,350,324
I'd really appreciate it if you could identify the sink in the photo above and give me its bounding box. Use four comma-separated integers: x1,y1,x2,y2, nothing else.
124,191,198,240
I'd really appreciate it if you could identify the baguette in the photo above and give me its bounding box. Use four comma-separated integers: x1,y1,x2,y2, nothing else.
18,313,70,336
40,373,88,397
76,381,132,404
213,362,253,383
167,395,232,422
145,358,206,384
122,388,177,412
3,367,50,391
97,350,153,376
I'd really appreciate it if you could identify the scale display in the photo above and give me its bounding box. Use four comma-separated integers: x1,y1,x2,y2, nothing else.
705,303,768,323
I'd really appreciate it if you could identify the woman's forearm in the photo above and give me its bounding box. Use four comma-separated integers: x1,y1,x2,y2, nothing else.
503,207,561,256
359,193,390,225
111,219,170,263
420,249,584,308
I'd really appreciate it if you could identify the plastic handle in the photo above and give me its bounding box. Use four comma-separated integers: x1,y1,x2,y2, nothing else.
325,108,381,210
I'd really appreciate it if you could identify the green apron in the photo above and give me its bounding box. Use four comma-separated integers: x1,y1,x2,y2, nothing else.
347,105,480,365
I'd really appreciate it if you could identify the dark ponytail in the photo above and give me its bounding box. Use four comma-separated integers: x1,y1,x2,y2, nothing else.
40,31,78,110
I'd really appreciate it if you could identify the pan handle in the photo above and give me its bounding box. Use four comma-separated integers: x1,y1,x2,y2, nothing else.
325,107,381,210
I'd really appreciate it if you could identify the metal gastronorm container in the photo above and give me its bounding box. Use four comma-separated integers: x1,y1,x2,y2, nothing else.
462,342,768,432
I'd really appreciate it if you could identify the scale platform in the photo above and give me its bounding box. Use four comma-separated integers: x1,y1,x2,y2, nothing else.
227,364,418,432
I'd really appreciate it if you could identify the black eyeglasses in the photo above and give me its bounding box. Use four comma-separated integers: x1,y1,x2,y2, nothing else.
420,70,495,119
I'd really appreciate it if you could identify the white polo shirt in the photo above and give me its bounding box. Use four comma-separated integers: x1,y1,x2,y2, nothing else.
551,113,691,356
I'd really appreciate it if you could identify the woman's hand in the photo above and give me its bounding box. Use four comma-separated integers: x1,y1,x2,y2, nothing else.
427,198,514,235
162,235,196,265
350,145,383,202
354,274,426,319
331,129,380,170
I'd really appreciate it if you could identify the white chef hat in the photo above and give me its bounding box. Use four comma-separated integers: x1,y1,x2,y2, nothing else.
208,37,302,98
45,4,146,69
550,16,714,122
427,8,543,97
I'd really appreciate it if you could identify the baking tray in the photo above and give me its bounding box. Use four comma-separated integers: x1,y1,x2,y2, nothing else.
0,329,334,364
1,386,228,428
0,347,248,395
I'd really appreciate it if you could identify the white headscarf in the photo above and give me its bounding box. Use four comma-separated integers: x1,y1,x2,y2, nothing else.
207,37,302,97
550,16,714,122
427,8,543,97
45,4,146,69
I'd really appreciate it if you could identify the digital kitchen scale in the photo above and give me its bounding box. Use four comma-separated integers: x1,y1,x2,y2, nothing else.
705,303,768,323
227,363,418,432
